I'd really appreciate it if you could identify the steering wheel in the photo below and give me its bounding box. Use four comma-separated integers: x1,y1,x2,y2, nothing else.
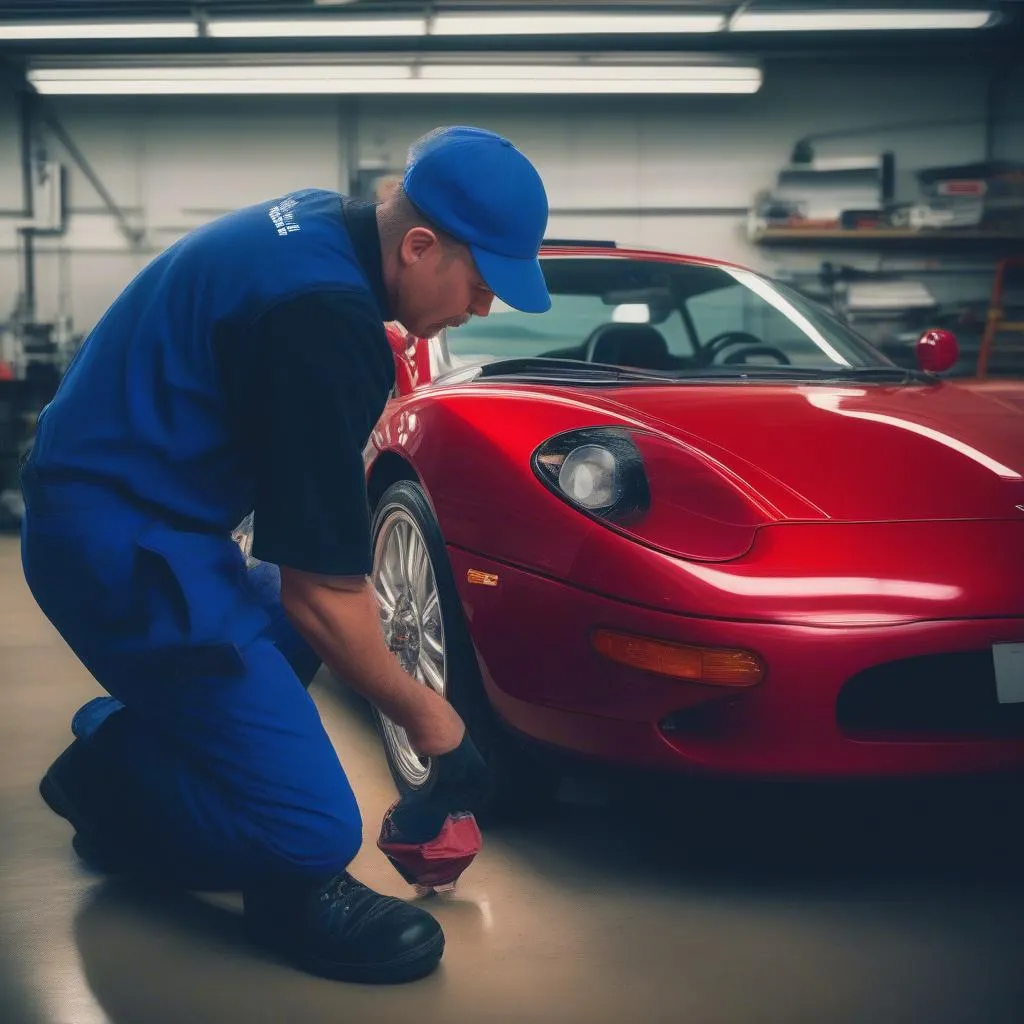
696,330,767,366
722,344,791,365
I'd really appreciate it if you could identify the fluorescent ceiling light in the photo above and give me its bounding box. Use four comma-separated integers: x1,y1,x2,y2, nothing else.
731,9,995,31
32,65,406,82
206,18,425,38
0,21,197,40
420,64,756,82
431,13,726,35
28,62,762,96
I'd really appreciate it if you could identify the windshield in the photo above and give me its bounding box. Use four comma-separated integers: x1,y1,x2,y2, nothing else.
441,255,899,380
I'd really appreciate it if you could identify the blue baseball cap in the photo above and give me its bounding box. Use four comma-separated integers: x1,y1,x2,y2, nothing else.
403,126,551,314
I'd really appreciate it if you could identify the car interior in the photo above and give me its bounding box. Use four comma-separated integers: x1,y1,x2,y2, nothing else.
542,322,793,370
445,257,857,373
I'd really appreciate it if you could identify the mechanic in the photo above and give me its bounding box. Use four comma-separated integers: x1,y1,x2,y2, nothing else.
19,125,551,984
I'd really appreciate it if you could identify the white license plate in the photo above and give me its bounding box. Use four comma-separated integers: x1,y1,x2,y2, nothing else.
993,643,1024,704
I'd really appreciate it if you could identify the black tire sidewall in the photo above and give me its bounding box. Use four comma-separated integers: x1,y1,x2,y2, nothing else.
370,479,558,819
370,480,494,799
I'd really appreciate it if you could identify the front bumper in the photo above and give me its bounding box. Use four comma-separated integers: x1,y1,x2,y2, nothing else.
448,547,1024,778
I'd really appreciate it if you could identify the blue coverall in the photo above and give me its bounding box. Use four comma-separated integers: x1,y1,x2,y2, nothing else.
21,189,381,890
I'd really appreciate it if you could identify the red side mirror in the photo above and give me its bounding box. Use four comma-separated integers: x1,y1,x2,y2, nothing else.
385,322,433,396
916,328,959,374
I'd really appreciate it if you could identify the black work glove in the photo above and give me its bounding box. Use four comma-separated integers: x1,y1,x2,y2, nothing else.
385,731,493,843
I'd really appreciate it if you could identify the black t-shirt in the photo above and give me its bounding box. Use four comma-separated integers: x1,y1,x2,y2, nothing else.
215,199,396,577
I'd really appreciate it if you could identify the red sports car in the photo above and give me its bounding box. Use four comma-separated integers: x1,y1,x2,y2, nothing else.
359,243,1024,812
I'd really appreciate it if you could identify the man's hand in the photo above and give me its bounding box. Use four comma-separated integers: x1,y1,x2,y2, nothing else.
279,567,465,756
382,731,493,845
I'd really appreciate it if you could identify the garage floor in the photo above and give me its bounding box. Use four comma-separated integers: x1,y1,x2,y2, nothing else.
2,534,1024,1024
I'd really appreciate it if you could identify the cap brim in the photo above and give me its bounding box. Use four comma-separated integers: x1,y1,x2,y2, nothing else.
471,246,551,314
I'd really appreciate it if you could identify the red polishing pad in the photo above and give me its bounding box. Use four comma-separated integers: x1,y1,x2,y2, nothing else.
377,803,483,890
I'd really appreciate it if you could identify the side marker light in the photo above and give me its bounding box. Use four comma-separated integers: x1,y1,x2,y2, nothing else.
467,569,499,587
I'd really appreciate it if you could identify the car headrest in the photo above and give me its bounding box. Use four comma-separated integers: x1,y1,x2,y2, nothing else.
584,323,671,370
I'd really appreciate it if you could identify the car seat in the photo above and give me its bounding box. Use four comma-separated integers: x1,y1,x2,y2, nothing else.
583,323,672,370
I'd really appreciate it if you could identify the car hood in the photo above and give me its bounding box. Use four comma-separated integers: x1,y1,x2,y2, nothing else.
582,379,1024,523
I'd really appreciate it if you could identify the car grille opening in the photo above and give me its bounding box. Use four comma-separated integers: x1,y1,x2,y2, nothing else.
837,651,1024,739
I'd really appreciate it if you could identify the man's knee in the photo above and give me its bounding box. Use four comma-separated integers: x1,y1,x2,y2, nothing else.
69,632,357,884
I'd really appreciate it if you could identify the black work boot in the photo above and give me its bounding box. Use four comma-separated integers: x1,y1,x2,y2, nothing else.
243,872,444,983
39,737,133,874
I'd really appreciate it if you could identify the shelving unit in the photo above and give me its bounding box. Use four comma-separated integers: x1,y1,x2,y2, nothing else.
751,218,1024,380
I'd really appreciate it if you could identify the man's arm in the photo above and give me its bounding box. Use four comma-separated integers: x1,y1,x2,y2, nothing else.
216,288,464,755
278,570,464,755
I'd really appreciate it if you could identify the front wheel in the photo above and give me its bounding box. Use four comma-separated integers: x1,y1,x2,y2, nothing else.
369,480,558,820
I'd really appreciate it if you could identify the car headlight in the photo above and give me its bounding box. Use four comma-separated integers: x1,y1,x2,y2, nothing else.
558,445,618,509
533,428,650,522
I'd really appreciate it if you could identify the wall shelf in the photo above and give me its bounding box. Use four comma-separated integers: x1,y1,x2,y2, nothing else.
751,228,1024,252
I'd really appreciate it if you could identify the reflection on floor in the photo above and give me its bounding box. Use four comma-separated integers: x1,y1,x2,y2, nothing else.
2,535,1023,1024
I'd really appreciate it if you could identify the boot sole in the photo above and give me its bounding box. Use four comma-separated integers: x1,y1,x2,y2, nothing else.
40,755,128,874
246,921,445,984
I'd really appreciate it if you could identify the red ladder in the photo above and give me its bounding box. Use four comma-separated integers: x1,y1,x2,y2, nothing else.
976,257,1024,379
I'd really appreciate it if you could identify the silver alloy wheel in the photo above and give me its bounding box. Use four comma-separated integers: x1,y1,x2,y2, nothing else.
371,506,447,789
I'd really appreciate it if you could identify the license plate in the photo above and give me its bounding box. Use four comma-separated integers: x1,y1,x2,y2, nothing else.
993,643,1024,704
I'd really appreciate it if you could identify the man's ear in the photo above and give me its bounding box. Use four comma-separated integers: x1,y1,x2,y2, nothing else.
399,227,440,267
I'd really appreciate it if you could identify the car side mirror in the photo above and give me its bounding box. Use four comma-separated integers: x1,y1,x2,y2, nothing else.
916,328,959,374
385,322,433,396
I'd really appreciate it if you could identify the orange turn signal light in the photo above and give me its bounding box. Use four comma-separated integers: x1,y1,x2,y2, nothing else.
592,629,764,687
466,569,499,587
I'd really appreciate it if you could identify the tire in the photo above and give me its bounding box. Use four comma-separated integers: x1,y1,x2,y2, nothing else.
369,480,558,822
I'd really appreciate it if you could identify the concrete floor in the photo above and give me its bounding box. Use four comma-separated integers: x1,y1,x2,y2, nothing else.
2,533,1024,1024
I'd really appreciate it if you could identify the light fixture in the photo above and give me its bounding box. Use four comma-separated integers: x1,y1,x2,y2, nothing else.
731,9,996,31
0,8,998,42
206,18,425,38
28,60,763,96
431,13,726,35
0,21,197,40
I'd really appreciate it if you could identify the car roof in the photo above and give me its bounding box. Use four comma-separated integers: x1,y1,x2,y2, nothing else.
538,241,755,275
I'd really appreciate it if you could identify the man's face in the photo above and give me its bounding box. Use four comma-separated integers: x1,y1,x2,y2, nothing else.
394,228,495,338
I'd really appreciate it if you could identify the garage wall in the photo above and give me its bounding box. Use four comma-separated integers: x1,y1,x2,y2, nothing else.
0,56,1020,336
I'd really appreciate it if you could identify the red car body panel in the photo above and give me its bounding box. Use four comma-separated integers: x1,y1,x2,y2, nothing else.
370,248,1024,779
448,548,1024,776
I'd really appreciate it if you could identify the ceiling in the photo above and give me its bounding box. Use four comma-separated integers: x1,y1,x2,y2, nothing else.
0,1,738,13
0,1,1019,63
0,0,1016,16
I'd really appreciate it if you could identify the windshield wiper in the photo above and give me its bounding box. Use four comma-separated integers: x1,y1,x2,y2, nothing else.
846,366,934,382
476,357,677,384
671,365,930,384
468,357,932,386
